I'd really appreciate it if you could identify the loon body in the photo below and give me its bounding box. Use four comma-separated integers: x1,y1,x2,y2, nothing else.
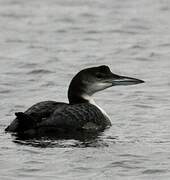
5,65,144,137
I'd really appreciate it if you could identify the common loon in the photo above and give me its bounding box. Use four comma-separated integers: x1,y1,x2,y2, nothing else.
5,65,144,137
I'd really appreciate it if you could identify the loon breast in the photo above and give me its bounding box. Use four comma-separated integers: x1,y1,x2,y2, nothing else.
82,94,110,121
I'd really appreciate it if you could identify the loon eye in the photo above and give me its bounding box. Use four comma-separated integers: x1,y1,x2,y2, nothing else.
96,73,104,79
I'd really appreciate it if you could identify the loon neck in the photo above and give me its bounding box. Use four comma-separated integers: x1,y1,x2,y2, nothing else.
68,94,89,105
68,77,90,104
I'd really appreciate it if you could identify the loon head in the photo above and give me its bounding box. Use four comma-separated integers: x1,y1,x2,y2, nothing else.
68,65,144,104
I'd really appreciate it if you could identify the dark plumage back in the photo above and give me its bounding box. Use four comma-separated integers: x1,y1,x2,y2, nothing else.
5,101,68,132
38,103,111,132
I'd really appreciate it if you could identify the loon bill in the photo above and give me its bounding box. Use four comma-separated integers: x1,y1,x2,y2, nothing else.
5,65,144,137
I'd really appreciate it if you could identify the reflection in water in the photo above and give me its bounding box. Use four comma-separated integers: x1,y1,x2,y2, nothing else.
12,131,111,148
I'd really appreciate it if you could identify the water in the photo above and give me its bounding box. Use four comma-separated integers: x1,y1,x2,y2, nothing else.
0,0,170,179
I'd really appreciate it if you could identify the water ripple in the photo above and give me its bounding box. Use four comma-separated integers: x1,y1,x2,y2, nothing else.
27,69,54,75
142,169,168,174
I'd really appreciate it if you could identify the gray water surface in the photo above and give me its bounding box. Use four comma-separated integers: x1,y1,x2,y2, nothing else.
1,0,170,179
